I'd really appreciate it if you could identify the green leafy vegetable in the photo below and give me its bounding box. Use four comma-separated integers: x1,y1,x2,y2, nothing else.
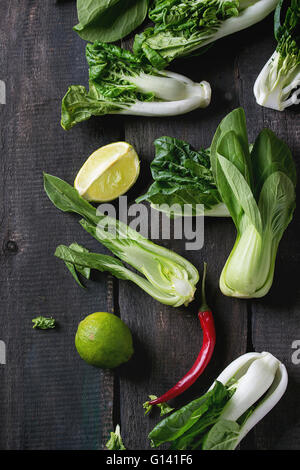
61,42,211,130
106,425,126,450
254,0,300,111
44,173,199,307
64,242,91,288
74,0,149,43
134,0,278,68
143,395,175,416
148,381,231,448
136,136,230,217
210,108,296,298
32,316,56,329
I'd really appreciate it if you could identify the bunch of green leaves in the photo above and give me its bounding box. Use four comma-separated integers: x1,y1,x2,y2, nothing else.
136,136,229,216
133,0,240,68
211,108,296,298
44,173,199,307
275,0,300,57
74,0,150,43
148,381,234,449
61,42,158,130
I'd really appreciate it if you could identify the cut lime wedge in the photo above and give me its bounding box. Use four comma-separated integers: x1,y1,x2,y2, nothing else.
74,142,140,202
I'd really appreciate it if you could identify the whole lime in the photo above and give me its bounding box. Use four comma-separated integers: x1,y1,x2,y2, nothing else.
75,312,134,368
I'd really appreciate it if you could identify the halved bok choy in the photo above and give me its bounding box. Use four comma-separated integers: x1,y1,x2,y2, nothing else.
210,108,296,298
148,351,288,450
61,42,211,130
43,174,199,307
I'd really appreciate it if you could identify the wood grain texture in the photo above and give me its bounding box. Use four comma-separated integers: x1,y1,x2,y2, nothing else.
118,33,248,449
0,0,120,450
0,1,299,451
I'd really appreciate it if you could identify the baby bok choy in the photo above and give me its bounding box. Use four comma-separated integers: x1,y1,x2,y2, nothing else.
43,174,199,307
61,42,211,130
210,108,296,298
148,351,288,450
134,0,278,68
254,0,300,111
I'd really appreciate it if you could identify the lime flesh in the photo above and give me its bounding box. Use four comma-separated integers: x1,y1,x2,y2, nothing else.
74,142,140,202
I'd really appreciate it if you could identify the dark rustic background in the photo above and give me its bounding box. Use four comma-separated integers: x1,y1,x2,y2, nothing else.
0,0,299,450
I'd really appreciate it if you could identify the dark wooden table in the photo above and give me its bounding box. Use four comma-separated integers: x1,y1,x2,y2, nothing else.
0,1,299,450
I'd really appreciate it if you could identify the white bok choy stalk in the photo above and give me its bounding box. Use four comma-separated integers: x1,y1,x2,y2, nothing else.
204,351,288,449
61,42,211,130
210,108,296,298
254,0,300,111
148,351,287,450
43,173,199,308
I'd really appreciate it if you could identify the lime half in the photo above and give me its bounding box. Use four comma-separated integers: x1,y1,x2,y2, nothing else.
74,142,140,202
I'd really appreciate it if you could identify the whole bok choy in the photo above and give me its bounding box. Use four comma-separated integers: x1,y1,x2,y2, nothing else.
134,0,278,68
210,108,296,298
61,42,211,130
43,174,199,307
254,0,300,111
148,351,288,450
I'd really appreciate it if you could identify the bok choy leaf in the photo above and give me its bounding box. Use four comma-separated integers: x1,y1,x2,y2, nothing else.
210,108,296,298
44,173,199,307
136,136,230,217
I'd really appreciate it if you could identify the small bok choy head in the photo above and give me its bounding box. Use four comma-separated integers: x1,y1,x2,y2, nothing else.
254,0,300,111
148,351,288,450
210,108,296,298
44,174,199,307
61,42,211,130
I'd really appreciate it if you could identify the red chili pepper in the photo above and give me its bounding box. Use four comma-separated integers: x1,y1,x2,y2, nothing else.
149,262,216,406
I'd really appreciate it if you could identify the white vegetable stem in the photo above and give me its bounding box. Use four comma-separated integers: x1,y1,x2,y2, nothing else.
220,352,279,421
118,71,211,116
211,351,288,448
235,360,288,446
202,0,278,47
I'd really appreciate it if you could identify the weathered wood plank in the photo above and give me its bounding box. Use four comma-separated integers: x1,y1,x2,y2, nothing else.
118,32,249,449
236,17,300,450
0,0,122,449
0,1,298,451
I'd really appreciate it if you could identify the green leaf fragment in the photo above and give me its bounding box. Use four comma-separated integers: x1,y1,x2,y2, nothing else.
32,316,56,330
106,425,126,450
